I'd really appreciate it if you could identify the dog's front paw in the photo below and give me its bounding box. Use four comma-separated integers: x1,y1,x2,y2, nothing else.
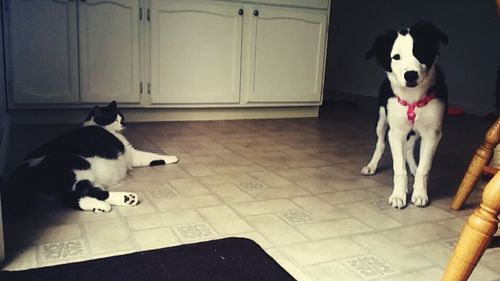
388,192,407,209
411,189,428,207
361,165,377,176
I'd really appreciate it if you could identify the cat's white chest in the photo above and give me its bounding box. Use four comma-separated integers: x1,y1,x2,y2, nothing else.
86,132,134,188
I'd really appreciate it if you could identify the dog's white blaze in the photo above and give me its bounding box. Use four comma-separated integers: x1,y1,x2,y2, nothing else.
388,33,427,90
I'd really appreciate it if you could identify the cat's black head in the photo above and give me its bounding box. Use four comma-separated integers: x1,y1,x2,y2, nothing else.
84,101,126,132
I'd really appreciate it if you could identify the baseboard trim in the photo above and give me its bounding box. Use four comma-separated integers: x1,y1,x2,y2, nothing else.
9,106,320,125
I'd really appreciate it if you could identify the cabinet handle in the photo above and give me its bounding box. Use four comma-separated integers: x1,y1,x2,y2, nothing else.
238,9,244,16
253,10,259,16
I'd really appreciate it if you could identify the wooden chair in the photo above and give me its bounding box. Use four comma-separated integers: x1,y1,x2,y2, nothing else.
450,117,500,210
442,171,500,281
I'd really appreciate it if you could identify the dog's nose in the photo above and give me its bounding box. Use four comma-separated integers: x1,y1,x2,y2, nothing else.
404,71,419,83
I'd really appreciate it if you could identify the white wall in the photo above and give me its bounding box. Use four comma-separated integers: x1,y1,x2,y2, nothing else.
324,0,500,115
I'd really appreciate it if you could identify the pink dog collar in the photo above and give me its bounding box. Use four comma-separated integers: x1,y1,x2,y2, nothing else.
396,92,435,123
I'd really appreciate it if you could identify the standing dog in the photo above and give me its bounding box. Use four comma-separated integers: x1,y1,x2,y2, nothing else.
361,22,448,209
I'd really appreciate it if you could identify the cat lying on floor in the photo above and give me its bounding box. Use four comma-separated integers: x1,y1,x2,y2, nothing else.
4,101,178,213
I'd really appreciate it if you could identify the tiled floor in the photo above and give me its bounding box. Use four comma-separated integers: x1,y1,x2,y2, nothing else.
2,95,500,281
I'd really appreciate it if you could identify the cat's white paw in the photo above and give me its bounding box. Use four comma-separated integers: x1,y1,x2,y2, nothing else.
79,197,112,213
107,192,139,206
163,155,178,164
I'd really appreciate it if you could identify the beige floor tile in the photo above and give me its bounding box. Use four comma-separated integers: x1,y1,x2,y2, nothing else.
296,218,372,240
247,185,310,200
206,183,255,204
152,195,221,213
339,202,402,230
384,205,456,224
318,189,381,205
38,239,88,266
172,222,218,243
133,227,180,250
231,199,298,216
353,233,433,271
291,196,349,221
293,176,338,194
266,249,317,281
1,246,38,271
129,165,190,181
279,238,368,266
197,205,254,235
125,210,203,230
82,219,134,254
306,261,364,281
179,163,217,177
332,178,384,191
381,222,457,246
232,232,273,249
197,173,254,186
245,214,308,246
412,240,455,267
377,267,443,281
169,178,211,197
249,171,294,187
32,224,83,245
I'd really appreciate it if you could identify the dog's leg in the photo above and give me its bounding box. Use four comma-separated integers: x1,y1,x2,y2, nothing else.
132,148,178,167
406,134,418,176
388,129,410,208
361,107,388,175
411,129,442,207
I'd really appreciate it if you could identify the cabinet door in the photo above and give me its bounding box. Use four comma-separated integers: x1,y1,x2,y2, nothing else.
245,6,327,103
5,0,79,104
150,0,243,104
78,0,140,103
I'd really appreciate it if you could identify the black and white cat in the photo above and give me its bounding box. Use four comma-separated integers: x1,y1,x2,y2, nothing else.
4,101,178,213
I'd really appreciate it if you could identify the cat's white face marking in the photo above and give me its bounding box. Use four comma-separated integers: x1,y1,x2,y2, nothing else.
106,114,125,132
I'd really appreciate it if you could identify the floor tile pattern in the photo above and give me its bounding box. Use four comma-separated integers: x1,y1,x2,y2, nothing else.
2,96,499,280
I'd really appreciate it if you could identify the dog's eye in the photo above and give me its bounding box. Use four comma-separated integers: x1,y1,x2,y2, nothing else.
392,54,401,60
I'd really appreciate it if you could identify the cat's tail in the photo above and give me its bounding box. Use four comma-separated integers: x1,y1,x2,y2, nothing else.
1,163,37,216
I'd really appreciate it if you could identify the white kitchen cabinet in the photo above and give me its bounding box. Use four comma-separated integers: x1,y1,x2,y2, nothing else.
78,0,141,103
4,0,79,104
150,0,243,104
244,5,327,103
4,0,330,113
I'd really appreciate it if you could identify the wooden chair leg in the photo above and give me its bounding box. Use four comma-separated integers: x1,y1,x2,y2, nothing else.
450,118,500,210
442,172,500,281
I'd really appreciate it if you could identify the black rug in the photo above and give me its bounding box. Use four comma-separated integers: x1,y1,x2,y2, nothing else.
0,238,296,281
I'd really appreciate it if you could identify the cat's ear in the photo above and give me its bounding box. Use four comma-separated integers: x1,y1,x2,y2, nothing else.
107,101,117,110
85,106,100,121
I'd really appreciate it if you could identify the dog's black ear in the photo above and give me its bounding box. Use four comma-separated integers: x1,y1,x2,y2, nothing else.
412,21,448,45
365,30,398,71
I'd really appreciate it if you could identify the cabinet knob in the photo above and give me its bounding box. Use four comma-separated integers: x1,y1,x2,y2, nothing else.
238,9,244,16
253,10,259,16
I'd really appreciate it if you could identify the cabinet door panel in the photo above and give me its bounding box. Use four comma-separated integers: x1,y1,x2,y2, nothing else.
5,0,79,104
246,7,327,103
150,0,242,104
79,0,140,103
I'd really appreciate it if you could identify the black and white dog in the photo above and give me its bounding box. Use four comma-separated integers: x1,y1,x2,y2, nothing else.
361,22,448,209
4,101,178,213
